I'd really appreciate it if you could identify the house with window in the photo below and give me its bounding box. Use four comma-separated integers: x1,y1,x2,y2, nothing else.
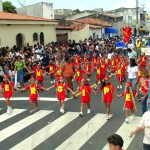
0,11,58,48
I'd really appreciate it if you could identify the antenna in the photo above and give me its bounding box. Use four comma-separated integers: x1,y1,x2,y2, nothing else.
17,0,26,7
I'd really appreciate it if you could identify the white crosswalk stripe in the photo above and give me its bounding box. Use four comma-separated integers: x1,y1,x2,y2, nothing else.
0,109,142,150
10,112,79,150
0,110,53,142
0,109,27,123
56,114,112,150
102,116,141,150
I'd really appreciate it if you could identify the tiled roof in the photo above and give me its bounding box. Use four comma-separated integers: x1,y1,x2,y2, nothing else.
56,23,86,31
89,25,102,29
0,12,57,22
73,18,112,27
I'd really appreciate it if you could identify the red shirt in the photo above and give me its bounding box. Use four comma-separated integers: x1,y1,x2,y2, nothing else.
78,85,92,102
25,84,41,99
1,82,14,98
100,84,115,102
85,64,92,73
75,70,85,79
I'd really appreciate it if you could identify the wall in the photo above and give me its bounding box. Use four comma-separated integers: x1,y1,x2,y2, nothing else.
0,24,56,47
16,2,54,19
56,25,90,43
90,28,102,39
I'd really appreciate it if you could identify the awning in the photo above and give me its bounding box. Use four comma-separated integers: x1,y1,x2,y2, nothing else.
105,27,118,34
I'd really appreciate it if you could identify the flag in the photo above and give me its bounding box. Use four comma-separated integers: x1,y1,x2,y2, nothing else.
123,27,132,45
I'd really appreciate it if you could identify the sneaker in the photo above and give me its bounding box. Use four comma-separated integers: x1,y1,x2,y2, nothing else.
87,109,91,114
125,118,129,123
50,81,53,83
30,110,34,115
9,107,13,113
131,115,135,120
120,85,122,89
7,108,11,114
79,112,83,117
60,108,65,114
117,86,120,90
106,114,110,120
53,80,55,83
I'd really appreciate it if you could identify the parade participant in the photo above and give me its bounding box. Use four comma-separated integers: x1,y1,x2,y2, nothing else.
107,134,124,150
136,69,149,114
55,64,62,82
61,56,75,98
96,76,116,120
84,59,92,81
130,100,150,150
116,63,123,90
17,77,47,114
47,76,74,114
127,58,138,91
74,65,85,87
34,64,45,87
45,60,55,83
94,63,103,89
116,82,136,123
1,75,14,114
74,78,96,117
139,53,148,64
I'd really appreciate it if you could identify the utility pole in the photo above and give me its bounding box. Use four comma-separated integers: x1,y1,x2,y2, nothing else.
136,0,139,25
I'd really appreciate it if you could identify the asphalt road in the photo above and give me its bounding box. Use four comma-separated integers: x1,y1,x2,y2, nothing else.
0,73,144,150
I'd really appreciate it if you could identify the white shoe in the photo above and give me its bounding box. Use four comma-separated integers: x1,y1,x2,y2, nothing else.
30,110,34,115
125,118,129,123
120,85,122,89
87,109,91,114
79,112,83,117
50,81,53,83
117,86,120,90
53,80,55,83
7,106,12,114
106,114,110,120
131,115,135,120
9,107,13,113
60,108,65,114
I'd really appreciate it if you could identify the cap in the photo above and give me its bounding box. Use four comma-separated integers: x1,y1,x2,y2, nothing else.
104,76,110,80
126,82,132,87
29,77,35,81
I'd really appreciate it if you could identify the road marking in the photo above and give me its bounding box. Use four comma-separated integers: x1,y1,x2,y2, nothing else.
0,110,53,142
56,114,112,150
0,109,27,123
102,116,141,150
0,97,69,101
10,112,79,150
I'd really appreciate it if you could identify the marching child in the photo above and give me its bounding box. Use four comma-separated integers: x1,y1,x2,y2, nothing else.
46,60,55,83
96,76,116,120
47,76,74,114
1,75,14,114
17,77,47,114
116,63,123,90
74,78,96,117
116,82,136,123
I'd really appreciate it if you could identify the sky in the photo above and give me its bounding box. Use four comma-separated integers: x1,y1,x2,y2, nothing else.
2,0,150,12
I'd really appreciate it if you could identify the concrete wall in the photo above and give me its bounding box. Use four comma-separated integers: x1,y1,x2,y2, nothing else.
0,24,56,47
90,28,102,39
56,25,90,43
16,2,54,19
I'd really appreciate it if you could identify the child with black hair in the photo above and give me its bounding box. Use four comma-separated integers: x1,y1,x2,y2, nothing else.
74,78,96,117
96,76,117,120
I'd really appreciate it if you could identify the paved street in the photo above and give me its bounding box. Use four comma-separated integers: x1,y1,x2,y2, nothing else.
0,74,144,150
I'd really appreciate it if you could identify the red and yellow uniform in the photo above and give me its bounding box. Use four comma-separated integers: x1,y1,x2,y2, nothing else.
100,84,115,104
35,69,45,83
55,67,62,81
140,55,148,63
110,59,117,71
1,82,14,99
75,70,85,83
95,67,103,81
85,64,92,74
46,65,55,77
54,83,69,101
116,67,123,82
78,85,92,103
100,63,107,76
92,57,97,66
121,90,136,109
25,84,41,102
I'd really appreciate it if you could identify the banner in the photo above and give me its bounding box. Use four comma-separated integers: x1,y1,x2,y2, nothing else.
141,48,150,56
123,27,132,45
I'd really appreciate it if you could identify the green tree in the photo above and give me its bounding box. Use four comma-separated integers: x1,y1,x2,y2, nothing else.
3,1,17,13
72,9,80,14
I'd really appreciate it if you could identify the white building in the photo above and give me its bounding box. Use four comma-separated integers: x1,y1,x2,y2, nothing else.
16,2,54,19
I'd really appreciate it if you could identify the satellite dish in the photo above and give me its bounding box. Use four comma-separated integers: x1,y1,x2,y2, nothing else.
17,0,26,7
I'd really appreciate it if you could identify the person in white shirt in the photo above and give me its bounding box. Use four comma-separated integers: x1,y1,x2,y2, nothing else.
127,58,138,91
130,100,150,150
128,40,135,51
